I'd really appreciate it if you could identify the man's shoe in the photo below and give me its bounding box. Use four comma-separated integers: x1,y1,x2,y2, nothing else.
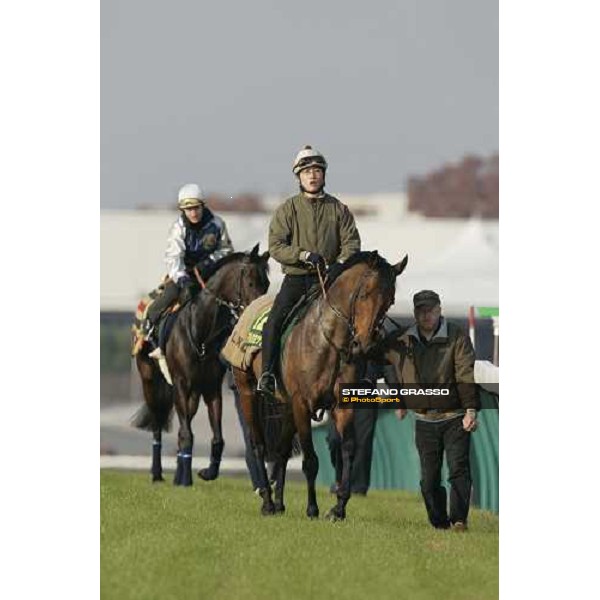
451,521,468,532
256,372,276,397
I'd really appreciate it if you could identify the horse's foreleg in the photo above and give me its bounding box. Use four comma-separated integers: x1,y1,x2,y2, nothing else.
136,353,170,483
326,408,355,521
294,400,319,519
151,429,164,482
173,379,199,487
235,368,274,515
272,410,296,514
254,437,275,515
198,389,224,481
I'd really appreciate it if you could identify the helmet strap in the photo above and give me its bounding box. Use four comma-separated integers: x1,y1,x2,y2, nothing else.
298,175,326,196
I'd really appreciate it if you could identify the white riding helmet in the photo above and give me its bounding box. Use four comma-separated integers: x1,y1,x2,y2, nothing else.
177,183,205,209
292,145,328,176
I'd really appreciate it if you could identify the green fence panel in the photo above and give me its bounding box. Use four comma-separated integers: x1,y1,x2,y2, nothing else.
313,389,499,513
470,391,499,512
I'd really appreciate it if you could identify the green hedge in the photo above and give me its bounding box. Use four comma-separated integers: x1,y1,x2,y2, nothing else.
100,323,132,373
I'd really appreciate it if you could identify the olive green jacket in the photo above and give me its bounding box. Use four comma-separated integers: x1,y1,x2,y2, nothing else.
386,318,479,422
268,193,361,275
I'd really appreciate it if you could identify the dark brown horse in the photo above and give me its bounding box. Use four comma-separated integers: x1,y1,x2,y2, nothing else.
233,251,408,520
133,244,270,485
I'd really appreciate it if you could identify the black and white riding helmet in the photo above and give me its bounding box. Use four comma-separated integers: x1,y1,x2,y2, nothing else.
292,145,328,176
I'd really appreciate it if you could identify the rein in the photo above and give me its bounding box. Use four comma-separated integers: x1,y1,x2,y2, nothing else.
316,263,380,361
385,314,403,330
185,300,233,361
193,264,247,320
186,261,252,360
316,265,355,332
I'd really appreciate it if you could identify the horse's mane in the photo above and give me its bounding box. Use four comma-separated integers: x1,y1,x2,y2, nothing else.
202,250,270,288
325,250,394,289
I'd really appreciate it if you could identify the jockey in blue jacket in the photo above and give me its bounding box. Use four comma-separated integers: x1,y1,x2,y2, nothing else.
144,183,234,357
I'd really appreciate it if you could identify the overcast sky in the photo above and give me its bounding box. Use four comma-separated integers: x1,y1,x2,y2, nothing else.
101,0,498,208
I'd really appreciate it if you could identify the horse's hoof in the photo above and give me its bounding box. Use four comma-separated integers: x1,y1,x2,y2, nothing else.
274,503,286,514
197,468,218,481
306,506,319,519
152,475,165,483
261,504,276,516
325,507,346,522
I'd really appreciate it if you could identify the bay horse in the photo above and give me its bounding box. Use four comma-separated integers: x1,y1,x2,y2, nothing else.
133,244,270,485
233,251,408,520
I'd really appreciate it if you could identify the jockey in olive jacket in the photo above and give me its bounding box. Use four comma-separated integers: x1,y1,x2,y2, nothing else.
144,183,233,357
257,145,361,396
268,191,361,275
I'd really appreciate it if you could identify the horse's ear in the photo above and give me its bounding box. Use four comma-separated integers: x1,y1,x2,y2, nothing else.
260,251,270,262
393,254,408,277
249,243,259,258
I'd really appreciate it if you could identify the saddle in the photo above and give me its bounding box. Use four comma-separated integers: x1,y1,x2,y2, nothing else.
220,284,321,371
131,280,183,357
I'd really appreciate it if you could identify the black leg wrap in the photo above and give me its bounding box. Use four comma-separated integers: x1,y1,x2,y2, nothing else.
179,452,193,487
151,441,163,482
198,440,225,481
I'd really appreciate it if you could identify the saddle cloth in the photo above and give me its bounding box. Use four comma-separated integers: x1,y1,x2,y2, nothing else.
220,283,321,371
221,294,275,370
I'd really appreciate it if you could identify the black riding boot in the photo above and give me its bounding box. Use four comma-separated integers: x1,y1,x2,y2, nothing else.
257,327,277,397
257,274,317,397
146,281,180,323
144,281,180,348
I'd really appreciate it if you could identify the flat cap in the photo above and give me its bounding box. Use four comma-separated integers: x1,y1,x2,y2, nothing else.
413,290,441,308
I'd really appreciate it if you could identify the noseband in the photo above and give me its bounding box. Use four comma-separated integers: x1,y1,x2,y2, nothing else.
317,264,392,362
194,262,250,321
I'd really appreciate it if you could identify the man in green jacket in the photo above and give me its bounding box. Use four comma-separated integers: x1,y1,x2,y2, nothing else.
257,145,361,396
388,290,479,531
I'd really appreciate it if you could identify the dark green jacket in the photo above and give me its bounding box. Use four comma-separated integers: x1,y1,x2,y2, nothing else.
268,192,361,275
385,318,479,421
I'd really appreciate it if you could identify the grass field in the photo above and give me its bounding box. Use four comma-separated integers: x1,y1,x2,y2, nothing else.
101,471,498,600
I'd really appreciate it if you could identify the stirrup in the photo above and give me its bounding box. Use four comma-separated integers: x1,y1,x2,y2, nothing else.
142,320,155,341
257,372,276,395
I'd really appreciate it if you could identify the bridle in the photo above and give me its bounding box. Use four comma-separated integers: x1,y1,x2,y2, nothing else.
193,262,250,321
316,263,392,363
186,258,262,360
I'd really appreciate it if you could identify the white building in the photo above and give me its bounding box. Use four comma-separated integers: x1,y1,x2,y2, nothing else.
101,194,498,316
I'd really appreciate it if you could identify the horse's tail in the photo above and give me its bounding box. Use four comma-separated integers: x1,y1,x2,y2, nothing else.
257,396,301,462
131,378,174,432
